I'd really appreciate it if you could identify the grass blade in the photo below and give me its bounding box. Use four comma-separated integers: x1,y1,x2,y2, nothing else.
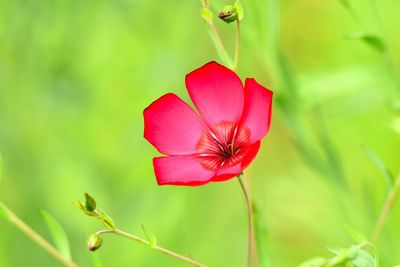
41,210,72,260
364,147,394,189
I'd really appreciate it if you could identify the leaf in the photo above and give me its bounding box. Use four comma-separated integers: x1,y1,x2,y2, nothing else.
234,0,244,21
201,7,213,25
346,32,385,53
344,225,368,244
142,225,157,249
364,147,394,189
41,210,72,260
353,250,376,267
298,257,327,267
96,208,116,230
338,0,351,10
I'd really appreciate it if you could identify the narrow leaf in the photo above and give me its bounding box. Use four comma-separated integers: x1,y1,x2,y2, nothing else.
142,225,157,249
353,250,376,267
346,32,385,53
338,0,351,10
364,147,394,189
298,257,327,267
96,208,116,230
41,210,72,260
344,225,367,244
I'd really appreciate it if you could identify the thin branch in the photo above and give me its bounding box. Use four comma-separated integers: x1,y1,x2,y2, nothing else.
95,229,207,267
0,202,79,267
370,174,400,243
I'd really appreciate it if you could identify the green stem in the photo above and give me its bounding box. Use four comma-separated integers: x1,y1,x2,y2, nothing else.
237,173,258,267
370,174,400,243
0,202,79,267
201,0,233,68
233,20,241,72
95,229,207,267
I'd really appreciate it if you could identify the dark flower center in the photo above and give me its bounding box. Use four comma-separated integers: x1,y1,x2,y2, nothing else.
196,121,250,171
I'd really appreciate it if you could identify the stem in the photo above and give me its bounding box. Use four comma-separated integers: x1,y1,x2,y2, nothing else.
237,173,258,267
207,23,233,68
233,20,241,72
200,0,233,68
370,174,400,243
96,229,207,267
0,202,79,267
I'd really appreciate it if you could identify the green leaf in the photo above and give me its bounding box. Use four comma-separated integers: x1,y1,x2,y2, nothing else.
201,7,213,25
96,208,116,230
344,225,368,244
298,257,327,267
353,250,376,267
346,32,386,53
41,210,72,260
142,225,157,249
364,147,394,189
234,0,244,21
338,0,351,10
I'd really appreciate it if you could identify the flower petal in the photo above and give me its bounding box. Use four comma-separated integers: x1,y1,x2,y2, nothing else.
240,78,273,143
144,93,206,155
211,141,261,182
153,155,216,186
185,61,244,128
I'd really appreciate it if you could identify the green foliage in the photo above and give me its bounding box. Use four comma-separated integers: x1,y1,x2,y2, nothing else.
346,33,386,53
299,244,377,267
41,210,72,260
142,225,157,249
338,0,351,10
0,0,399,266
76,194,116,229
364,148,394,189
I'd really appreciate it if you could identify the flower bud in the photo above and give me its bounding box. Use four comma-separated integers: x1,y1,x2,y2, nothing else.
87,234,102,252
85,193,96,212
218,5,238,23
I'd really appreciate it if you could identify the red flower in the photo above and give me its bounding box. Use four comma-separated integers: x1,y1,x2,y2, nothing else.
144,62,273,186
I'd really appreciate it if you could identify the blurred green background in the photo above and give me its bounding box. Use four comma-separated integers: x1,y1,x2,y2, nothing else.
0,0,399,266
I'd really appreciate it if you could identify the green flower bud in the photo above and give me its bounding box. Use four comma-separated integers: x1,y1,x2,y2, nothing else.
85,193,96,212
219,0,243,23
87,234,102,252
218,5,238,23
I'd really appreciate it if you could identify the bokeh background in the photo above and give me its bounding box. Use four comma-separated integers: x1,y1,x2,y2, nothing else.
0,0,399,266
